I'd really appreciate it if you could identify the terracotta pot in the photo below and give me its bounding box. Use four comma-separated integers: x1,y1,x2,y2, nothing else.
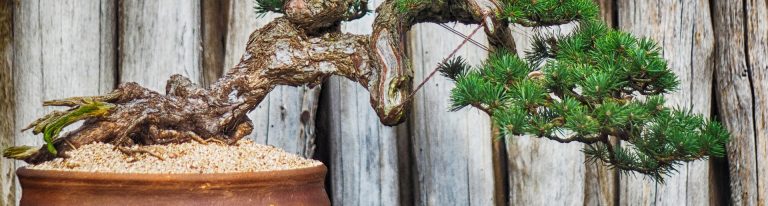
16,164,329,206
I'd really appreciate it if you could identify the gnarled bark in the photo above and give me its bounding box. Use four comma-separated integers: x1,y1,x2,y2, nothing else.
17,0,513,164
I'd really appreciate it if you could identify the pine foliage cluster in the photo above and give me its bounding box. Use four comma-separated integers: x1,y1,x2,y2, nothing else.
254,0,284,17
252,0,730,181
438,0,729,181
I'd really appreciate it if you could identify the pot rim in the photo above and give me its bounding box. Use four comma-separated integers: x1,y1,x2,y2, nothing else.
17,163,327,189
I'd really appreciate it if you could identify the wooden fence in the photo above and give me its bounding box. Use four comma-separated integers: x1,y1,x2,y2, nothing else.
0,0,765,205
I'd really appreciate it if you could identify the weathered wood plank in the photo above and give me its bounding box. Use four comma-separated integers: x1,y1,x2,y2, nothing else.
13,0,116,204
505,24,586,206
409,22,495,206
224,0,319,156
201,0,229,86
321,77,405,205
584,162,617,206
711,0,764,205
119,0,201,91
595,0,614,26
617,0,716,205
0,0,14,204
317,0,406,204
746,1,768,205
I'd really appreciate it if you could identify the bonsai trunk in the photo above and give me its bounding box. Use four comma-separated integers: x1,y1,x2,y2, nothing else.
19,0,514,166
10,1,518,205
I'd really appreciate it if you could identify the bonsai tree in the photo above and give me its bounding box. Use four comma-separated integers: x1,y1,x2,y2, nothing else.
3,0,728,181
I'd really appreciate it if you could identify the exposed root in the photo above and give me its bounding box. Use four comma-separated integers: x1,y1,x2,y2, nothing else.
113,114,148,146
63,138,78,151
116,146,165,161
188,132,209,145
205,138,227,145
188,133,227,145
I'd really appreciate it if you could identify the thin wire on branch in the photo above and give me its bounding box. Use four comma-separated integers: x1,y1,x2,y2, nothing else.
407,21,486,100
438,23,490,51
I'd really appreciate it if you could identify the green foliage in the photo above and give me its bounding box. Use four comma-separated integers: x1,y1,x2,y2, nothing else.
499,0,599,26
38,101,114,155
4,100,116,158
438,56,469,81
445,2,729,181
394,0,429,13
254,0,284,17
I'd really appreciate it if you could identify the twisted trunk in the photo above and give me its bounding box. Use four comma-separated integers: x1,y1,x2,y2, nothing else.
21,0,512,165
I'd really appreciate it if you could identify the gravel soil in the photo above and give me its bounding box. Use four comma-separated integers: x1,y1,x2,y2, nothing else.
28,140,321,174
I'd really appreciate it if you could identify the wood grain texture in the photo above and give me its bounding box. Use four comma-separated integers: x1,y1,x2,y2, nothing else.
712,0,768,205
746,1,768,204
224,0,319,156
201,0,229,86
321,77,405,205
13,0,115,203
505,24,586,206
0,0,14,204
595,0,614,26
617,0,716,205
119,0,201,91
409,23,495,206
712,0,767,205
584,162,617,206
317,0,406,204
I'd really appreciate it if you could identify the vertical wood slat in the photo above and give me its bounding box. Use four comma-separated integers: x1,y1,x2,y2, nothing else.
584,161,617,206
0,0,14,204
505,24,587,206
746,1,768,204
13,0,116,162
584,2,617,205
617,0,716,205
13,0,116,204
318,0,406,204
409,23,495,206
712,0,768,205
224,0,320,156
200,0,229,86
595,0,614,26
119,0,201,91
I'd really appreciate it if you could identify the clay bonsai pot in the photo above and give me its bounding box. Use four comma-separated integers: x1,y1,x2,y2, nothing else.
16,164,329,206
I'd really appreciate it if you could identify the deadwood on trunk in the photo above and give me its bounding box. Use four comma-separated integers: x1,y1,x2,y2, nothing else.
15,0,516,165
224,0,321,157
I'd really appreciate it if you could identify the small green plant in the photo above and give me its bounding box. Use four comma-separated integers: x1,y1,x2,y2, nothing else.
439,1,729,181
